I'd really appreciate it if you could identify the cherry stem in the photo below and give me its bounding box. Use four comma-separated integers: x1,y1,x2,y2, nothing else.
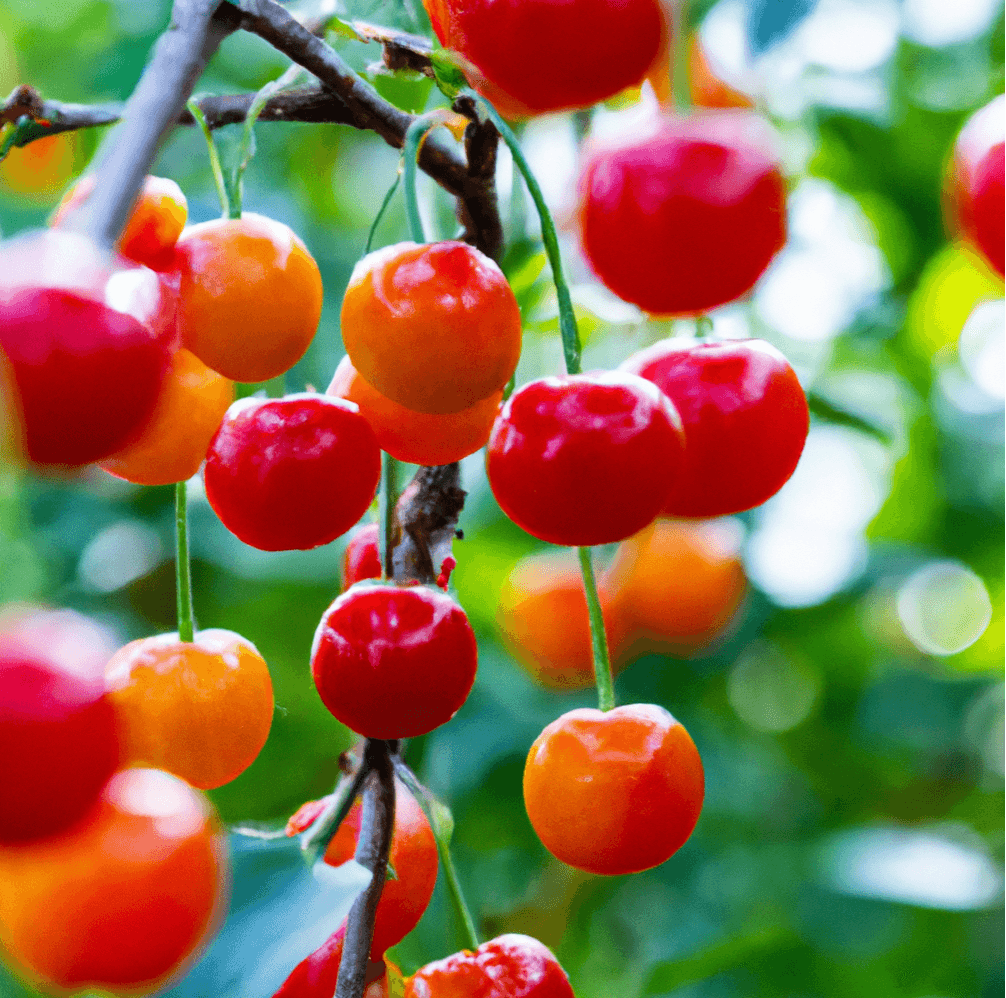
299,758,371,867
578,546,615,711
695,314,713,338
671,0,692,113
334,740,396,998
366,167,402,254
394,758,480,952
403,114,440,244
461,89,582,376
175,480,195,643
187,98,232,219
378,451,400,579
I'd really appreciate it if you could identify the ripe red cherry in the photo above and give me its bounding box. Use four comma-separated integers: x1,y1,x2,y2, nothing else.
343,523,382,589
311,583,478,739
578,112,787,315
404,933,575,997
423,0,664,118
485,371,685,546
204,394,381,552
0,639,119,843
0,231,172,466
945,94,1004,277
620,337,808,517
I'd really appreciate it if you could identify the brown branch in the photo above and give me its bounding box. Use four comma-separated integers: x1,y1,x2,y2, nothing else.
334,739,396,998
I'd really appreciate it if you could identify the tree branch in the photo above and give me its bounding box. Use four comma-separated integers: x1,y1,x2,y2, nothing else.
67,0,243,248
334,739,395,998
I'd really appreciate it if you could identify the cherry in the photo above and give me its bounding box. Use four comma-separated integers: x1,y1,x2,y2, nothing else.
340,241,521,415
423,0,664,118
311,582,478,739
498,550,629,690
620,337,808,517
523,704,704,875
606,519,747,656
0,230,173,466
343,522,382,589
945,94,1005,277
52,174,188,270
203,394,381,552
404,933,575,997
0,638,119,843
174,213,323,383
104,629,274,790
327,355,502,466
578,112,787,315
0,768,226,995
485,371,685,546
101,347,233,486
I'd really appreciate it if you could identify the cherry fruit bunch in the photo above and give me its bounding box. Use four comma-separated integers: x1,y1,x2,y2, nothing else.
0,0,1001,996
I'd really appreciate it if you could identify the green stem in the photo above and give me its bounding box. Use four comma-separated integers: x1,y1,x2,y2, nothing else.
695,314,713,339
394,759,479,951
462,89,582,375
366,169,402,254
378,451,400,579
300,761,370,867
403,114,441,244
578,546,615,712
671,0,692,113
187,99,230,219
175,481,195,643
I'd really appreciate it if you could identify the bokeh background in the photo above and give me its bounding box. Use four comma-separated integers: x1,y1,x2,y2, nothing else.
0,0,1003,995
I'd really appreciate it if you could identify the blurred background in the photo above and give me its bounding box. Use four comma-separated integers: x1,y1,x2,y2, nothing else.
0,0,1002,995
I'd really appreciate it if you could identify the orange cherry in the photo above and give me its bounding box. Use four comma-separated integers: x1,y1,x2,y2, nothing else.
497,550,629,690
0,768,227,995
327,355,502,465
52,174,188,269
104,629,273,790
174,213,323,383
340,241,521,415
100,348,233,486
606,518,746,656
1,133,75,201
523,703,704,875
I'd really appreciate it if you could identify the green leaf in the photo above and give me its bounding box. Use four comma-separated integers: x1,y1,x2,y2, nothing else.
429,49,468,100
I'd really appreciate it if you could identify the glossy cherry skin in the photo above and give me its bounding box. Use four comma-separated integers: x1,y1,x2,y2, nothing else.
0,231,172,466
405,934,575,998
578,112,787,315
283,776,437,970
620,337,808,517
0,768,227,995
423,0,664,118
101,347,233,486
524,704,704,875
486,371,685,546
327,355,502,465
174,213,323,383
0,639,119,843
343,522,382,589
273,923,399,998
52,174,188,270
104,629,274,790
946,95,1005,277
311,583,478,739
204,394,381,551
341,241,521,415
498,550,630,690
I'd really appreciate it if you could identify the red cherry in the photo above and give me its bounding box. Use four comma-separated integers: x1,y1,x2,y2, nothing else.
578,112,787,315
946,95,1005,277
204,394,381,552
0,231,172,466
485,371,685,546
423,0,664,118
311,583,478,739
343,523,382,589
405,933,575,998
0,639,119,843
620,337,808,517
